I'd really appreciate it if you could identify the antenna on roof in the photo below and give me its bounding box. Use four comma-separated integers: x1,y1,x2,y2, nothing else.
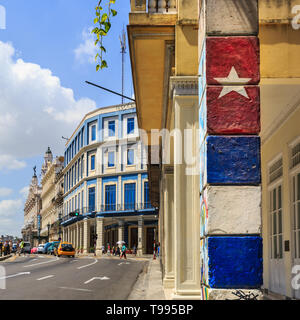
120,26,127,105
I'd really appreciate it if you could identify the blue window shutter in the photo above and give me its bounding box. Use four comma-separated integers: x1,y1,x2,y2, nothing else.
108,120,115,137
127,118,135,134
144,181,150,208
124,183,136,210
91,125,96,141
108,152,115,167
105,185,116,211
127,149,134,165
88,187,96,212
91,155,95,170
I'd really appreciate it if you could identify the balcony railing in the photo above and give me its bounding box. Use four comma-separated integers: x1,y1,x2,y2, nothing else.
131,0,177,14
61,202,155,223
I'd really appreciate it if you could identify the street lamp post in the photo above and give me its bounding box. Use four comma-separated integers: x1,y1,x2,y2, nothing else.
47,223,50,242
58,212,62,241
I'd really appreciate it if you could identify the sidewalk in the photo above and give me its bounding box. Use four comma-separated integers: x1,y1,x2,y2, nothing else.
128,256,166,300
0,254,12,262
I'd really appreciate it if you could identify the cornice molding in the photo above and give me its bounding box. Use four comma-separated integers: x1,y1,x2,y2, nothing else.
169,76,199,98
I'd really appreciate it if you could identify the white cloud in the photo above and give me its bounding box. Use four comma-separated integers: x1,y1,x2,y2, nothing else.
0,41,97,170
0,199,23,236
19,186,29,199
0,155,26,171
0,188,13,197
74,28,97,64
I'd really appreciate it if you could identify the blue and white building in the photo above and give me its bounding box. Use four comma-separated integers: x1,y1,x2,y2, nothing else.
61,103,158,255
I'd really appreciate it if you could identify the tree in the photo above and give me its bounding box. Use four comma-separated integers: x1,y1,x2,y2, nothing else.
92,0,118,71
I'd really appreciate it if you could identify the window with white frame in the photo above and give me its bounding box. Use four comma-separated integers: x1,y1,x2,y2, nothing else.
291,141,300,169
269,185,283,259
108,151,115,168
89,122,97,143
292,172,300,259
269,157,283,184
127,148,134,165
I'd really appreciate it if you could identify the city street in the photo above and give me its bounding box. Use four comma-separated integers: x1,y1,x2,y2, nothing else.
0,255,147,300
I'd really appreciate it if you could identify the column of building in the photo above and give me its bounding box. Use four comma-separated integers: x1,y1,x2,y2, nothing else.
137,216,144,256
171,77,201,299
198,0,262,300
83,218,90,254
96,217,104,255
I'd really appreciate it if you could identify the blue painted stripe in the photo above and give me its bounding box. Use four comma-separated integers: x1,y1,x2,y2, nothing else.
206,136,261,185
206,236,263,289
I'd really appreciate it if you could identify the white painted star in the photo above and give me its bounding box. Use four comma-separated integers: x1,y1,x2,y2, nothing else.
214,66,251,99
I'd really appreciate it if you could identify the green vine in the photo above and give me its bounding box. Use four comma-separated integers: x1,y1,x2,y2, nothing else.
92,0,117,71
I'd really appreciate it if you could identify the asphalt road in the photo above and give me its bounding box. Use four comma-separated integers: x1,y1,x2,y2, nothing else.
0,254,147,300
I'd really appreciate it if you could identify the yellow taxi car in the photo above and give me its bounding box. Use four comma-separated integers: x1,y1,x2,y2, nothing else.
55,242,75,258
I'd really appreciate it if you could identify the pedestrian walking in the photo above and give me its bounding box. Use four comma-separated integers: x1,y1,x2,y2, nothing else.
20,240,25,256
0,241,2,257
120,243,127,259
153,240,157,260
116,246,120,257
133,244,137,256
157,242,160,258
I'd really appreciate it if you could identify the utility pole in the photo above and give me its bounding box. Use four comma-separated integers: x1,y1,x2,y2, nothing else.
120,27,126,105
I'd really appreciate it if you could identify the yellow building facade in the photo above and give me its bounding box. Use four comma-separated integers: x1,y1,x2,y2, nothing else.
129,0,300,300
260,0,300,299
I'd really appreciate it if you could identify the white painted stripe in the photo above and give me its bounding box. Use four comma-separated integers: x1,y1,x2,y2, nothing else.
59,287,92,292
0,272,30,280
77,258,98,270
23,257,59,268
36,275,54,281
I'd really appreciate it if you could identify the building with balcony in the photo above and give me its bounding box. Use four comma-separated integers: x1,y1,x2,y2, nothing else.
40,147,64,242
61,103,158,255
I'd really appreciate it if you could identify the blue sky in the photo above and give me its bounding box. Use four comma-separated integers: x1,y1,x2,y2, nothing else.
0,0,132,236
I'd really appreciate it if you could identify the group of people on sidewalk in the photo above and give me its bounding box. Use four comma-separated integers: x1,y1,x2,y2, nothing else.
102,243,138,259
0,241,11,256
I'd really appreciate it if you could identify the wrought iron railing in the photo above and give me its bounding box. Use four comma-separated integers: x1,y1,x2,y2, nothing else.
61,202,155,223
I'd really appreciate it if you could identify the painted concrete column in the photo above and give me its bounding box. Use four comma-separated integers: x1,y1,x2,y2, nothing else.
137,216,144,256
77,223,80,249
80,222,83,252
118,220,124,248
162,168,175,289
198,0,262,300
171,77,201,299
83,218,90,254
96,217,105,256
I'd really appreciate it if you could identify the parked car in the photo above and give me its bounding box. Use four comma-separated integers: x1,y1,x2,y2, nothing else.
55,242,75,258
47,241,60,255
23,242,31,254
42,242,51,254
37,244,45,254
31,247,38,254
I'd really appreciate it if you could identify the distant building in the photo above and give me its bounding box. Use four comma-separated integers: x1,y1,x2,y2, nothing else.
61,103,158,254
22,169,42,247
40,147,64,243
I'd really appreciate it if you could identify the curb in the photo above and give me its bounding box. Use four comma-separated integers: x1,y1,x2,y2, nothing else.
0,254,12,262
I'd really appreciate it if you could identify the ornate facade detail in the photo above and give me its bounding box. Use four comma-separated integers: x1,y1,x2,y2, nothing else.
169,76,199,98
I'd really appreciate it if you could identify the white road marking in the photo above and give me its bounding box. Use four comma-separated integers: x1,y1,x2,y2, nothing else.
36,275,55,281
0,272,31,280
59,287,92,292
84,276,110,284
118,262,130,266
69,260,78,263
77,258,98,270
23,257,59,268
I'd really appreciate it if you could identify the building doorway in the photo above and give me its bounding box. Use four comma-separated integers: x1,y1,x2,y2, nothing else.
129,227,138,249
292,172,300,299
269,185,286,296
146,227,155,254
